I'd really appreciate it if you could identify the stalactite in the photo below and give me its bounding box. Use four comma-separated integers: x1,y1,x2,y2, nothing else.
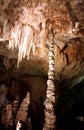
17,25,34,66
39,22,48,56
8,19,48,66
3,20,11,40
8,21,22,50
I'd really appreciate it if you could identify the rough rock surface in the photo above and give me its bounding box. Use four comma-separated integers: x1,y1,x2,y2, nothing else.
0,0,84,81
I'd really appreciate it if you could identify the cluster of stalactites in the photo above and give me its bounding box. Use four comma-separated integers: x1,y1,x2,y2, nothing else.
3,18,48,66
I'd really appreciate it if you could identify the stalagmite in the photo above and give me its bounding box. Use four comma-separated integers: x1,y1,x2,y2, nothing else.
43,28,56,130
15,92,30,124
12,96,20,119
5,104,14,129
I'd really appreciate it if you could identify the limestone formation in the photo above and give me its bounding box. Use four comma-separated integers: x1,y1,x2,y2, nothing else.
0,1,84,130
16,92,30,124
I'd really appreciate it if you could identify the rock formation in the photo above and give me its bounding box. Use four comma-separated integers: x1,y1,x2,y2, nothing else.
0,0,84,130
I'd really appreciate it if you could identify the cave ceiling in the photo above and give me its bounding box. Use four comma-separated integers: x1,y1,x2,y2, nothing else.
0,0,84,83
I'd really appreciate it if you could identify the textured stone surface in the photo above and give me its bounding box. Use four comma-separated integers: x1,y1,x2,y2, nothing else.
0,0,84,81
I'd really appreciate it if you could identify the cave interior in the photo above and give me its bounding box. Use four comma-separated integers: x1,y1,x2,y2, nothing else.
0,0,84,130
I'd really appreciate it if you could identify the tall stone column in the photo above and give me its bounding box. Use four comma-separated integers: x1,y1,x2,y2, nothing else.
43,28,56,130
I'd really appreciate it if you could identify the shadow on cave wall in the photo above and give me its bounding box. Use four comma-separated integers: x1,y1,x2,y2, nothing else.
56,79,84,130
